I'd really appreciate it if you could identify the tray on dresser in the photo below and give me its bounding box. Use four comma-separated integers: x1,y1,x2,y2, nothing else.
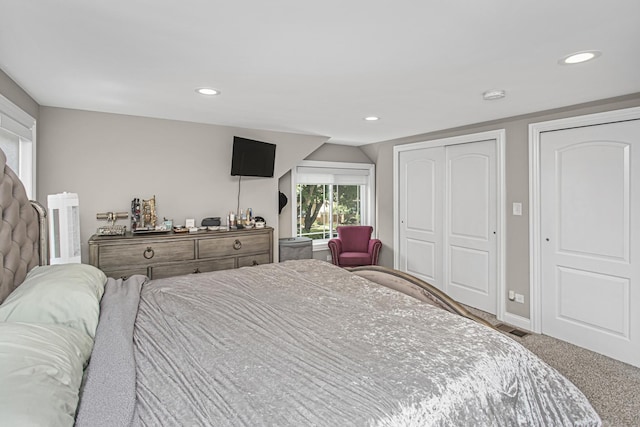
132,228,171,235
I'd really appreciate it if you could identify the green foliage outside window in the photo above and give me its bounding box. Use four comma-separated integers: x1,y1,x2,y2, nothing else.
296,184,362,240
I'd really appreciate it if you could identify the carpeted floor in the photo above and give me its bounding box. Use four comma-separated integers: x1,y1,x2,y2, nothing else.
466,307,640,427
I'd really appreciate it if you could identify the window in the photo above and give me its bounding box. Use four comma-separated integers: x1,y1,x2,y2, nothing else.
0,94,36,198
292,161,375,246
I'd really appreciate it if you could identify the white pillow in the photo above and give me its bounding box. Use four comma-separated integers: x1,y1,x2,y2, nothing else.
0,322,93,427
0,263,106,338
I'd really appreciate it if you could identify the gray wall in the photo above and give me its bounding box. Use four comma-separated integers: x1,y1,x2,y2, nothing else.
304,143,373,163
361,93,640,319
277,143,373,261
37,107,328,262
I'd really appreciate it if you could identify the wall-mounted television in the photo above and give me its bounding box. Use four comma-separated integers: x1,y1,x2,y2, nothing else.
230,137,276,177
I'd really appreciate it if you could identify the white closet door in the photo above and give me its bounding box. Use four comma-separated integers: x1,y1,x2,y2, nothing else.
398,147,444,288
445,140,497,314
397,138,498,314
540,119,640,367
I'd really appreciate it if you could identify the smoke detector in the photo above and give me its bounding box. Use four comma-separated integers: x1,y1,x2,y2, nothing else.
483,90,506,101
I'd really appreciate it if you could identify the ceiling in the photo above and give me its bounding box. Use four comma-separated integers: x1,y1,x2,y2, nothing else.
1,1,639,146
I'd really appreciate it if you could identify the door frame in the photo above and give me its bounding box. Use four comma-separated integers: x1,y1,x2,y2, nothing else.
393,129,506,320
528,106,640,333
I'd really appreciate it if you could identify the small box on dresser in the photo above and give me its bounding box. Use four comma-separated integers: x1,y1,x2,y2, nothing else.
89,227,273,279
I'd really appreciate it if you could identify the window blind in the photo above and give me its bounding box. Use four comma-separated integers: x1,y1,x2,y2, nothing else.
0,94,35,141
295,165,371,185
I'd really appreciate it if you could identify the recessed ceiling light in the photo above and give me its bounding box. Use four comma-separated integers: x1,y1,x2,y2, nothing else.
196,87,220,96
364,116,380,121
482,90,506,101
559,50,602,65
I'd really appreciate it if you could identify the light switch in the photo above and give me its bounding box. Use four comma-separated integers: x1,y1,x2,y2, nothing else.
512,202,522,216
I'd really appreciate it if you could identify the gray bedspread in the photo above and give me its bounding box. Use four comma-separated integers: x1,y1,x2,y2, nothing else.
79,259,600,426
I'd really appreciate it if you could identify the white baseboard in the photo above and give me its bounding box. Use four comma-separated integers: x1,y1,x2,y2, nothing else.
500,312,533,332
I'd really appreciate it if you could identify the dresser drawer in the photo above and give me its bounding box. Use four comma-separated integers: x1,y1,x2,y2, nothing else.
237,253,271,268
99,239,195,267
198,233,270,259
89,227,273,280
102,266,149,280
151,258,235,279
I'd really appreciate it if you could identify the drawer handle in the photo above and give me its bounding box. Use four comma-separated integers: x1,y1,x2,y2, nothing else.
193,268,201,274
252,260,259,266
233,239,242,250
120,275,129,280
143,247,155,259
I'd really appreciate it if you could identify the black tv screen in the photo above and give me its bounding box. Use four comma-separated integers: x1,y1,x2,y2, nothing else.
230,137,276,177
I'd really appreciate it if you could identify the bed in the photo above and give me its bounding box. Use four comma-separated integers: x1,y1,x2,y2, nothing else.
0,149,601,426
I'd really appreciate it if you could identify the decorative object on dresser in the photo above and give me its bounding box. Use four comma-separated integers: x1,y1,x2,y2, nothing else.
254,216,266,228
88,227,273,279
130,196,163,233
96,211,128,236
201,217,221,227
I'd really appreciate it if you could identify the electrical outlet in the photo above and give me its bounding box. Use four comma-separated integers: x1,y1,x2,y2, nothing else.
326,255,332,261
508,290,515,301
515,293,525,304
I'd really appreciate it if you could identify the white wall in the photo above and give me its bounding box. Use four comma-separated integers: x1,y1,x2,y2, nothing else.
37,107,328,262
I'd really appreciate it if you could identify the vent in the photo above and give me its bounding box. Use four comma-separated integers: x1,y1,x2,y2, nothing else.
495,323,530,338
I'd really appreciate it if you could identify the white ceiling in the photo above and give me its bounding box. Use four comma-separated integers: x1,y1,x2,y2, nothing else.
1,1,639,146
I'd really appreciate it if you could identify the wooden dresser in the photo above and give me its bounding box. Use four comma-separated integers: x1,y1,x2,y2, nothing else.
88,227,273,279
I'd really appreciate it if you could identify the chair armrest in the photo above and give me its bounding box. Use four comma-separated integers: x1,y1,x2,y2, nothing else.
327,239,342,265
368,239,382,265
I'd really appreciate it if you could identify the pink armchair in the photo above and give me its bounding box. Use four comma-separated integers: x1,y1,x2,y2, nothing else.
328,226,382,267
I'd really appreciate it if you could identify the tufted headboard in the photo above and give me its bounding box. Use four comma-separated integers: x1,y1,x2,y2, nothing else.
0,149,48,303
